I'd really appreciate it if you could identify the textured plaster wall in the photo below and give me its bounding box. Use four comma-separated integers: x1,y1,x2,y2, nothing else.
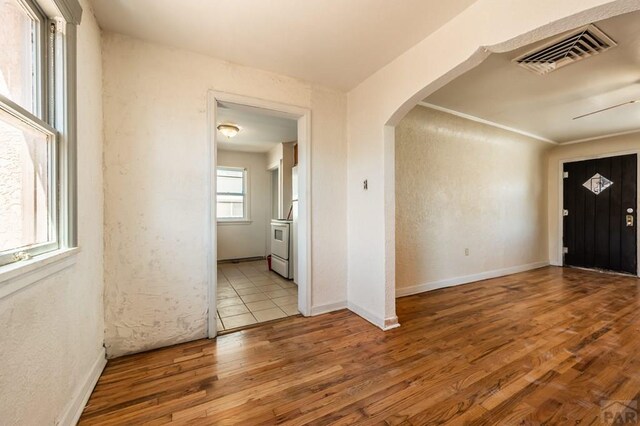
102,33,347,357
347,0,636,328
0,1,105,423
217,150,270,260
395,106,549,290
547,132,640,265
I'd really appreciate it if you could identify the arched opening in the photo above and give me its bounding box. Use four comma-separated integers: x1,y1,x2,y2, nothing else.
380,2,640,327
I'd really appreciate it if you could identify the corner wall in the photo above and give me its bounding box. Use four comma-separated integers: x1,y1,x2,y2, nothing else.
0,1,105,423
102,32,348,357
395,106,550,295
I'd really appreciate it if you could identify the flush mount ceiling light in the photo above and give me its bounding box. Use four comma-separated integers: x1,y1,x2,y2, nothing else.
217,123,240,138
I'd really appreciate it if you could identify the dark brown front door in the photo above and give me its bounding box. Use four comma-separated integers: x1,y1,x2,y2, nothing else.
563,154,637,274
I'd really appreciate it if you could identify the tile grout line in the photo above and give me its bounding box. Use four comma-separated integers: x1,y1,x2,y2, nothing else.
216,261,299,329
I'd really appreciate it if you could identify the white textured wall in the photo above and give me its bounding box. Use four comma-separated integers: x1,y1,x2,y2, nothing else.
347,0,634,328
396,106,549,291
102,32,348,357
217,150,270,260
0,1,105,423
547,132,640,265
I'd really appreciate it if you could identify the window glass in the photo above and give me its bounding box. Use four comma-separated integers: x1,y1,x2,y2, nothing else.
217,195,244,219
217,169,244,194
0,110,53,253
217,168,246,219
0,0,37,114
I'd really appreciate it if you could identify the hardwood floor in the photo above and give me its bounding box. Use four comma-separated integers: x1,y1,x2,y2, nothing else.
79,266,640,425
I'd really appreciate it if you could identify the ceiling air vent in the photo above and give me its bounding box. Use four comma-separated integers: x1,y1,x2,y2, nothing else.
514,24,616,75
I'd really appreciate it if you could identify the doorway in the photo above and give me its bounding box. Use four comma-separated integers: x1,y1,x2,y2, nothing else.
207,91,311,338
563,153,637,274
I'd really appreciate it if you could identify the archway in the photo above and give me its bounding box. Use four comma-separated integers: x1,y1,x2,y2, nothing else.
345,0,640,330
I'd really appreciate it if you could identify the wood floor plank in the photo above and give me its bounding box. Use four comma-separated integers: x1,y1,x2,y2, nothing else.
79,267,640,425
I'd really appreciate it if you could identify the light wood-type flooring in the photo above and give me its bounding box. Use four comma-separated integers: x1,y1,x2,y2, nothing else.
79,266,640,424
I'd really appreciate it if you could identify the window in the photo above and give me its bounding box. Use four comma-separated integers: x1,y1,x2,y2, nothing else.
0,0,82,268
0,0,43,115
217,167,248,221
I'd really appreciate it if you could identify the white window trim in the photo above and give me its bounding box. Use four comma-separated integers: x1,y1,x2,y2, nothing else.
0,247,78,299
0,0,82,296
216,166,251,223
0,98,59,267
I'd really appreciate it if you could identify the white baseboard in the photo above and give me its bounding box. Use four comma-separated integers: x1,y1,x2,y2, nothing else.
383,316,400,330
310,300,347,316
347,301,385,329
395,261,550,298
58,347,106,426
347,301,401,331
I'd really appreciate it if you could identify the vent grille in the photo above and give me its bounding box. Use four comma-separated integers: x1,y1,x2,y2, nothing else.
514,24,616,75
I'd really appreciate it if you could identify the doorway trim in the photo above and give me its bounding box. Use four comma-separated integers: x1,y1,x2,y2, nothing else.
557,149,640,277
206,90,313,338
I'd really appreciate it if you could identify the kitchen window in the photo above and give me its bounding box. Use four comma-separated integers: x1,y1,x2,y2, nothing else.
216,167,248,222
0,0,82,269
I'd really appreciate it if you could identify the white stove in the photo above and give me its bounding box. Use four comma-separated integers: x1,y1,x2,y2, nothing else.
270,219,294,279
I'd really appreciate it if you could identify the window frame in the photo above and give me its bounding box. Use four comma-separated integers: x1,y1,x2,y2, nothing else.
0,99,58,267
216,166,250,223
0,0,82,271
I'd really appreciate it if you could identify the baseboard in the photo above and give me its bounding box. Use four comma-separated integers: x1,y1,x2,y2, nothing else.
383,316,400,330
396,261,550,298
310,301,347,316
58,347,106,426
347,301,385,329
217,256,266,264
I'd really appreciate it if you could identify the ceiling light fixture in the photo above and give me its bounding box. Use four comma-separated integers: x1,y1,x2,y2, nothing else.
217,123,240,138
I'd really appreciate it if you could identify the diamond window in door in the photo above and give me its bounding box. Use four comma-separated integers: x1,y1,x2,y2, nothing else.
582,173,613,195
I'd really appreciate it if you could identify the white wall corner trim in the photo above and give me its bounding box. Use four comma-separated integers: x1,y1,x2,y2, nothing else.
57,348,106,426
384,316,400,330
310,301,347,316
0,248,79,300
395,261,550,298
418,102,557,145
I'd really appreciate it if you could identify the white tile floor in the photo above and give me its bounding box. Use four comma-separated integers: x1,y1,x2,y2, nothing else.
216,260,299,331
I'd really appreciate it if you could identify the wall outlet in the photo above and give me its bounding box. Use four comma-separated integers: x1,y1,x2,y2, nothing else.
464,248,469,256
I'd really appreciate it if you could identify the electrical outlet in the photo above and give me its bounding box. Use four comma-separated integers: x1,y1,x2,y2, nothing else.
363,179,368,190
464,248,469,256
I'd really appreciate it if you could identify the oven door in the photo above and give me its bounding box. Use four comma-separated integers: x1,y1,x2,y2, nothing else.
271,223,289,260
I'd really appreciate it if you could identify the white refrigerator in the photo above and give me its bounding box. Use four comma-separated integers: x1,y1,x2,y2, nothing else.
291,166,299,284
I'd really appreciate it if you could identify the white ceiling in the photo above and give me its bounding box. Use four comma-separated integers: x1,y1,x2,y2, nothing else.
424,11,640,144
217,102,297,153
88,0,477,90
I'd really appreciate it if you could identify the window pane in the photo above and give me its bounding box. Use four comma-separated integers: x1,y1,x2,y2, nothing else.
217,175,243,194
0,111,52,252
218,169,243,178
217,195,244,219
217,168,244,194
0,0,37,114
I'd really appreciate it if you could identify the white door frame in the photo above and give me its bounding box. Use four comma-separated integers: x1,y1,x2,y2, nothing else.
557,149,640,277
206,90,313,338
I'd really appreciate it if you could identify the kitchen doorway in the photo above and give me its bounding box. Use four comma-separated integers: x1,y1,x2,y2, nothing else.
207,92,311,337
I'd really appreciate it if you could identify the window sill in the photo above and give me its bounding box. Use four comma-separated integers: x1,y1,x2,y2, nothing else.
217,220,252,226
0,247,79,300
